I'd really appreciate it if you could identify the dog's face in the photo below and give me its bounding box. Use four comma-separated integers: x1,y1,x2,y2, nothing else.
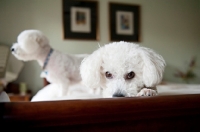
100,53,144,97
80,41,166,98
11,30,49,61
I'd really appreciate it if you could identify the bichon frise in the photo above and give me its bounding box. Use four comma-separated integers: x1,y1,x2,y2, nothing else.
80,41,166,98
11,30,88,97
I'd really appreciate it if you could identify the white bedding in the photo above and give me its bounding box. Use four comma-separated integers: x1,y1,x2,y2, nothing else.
157,83,200,95
0,91,10,102
31,82,200,102
31,83,102,102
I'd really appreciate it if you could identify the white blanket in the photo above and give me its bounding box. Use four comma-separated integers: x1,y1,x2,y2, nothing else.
31,82,200,102
157,83,200,95
0,91,10,102
31,83,102,102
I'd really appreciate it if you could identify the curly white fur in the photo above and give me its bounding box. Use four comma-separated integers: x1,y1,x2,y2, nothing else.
80,41,166,98
11,30,88,97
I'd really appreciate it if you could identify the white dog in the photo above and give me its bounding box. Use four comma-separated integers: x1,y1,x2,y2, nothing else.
80,41,166,98
11,30,88,97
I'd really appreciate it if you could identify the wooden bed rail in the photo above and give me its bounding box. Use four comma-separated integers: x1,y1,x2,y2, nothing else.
1,94,200,131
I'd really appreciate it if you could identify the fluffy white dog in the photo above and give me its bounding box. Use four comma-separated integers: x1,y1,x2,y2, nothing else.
11,30,88,97
80,41,166,98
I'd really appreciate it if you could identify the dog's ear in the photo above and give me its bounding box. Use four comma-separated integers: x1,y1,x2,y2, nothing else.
140,47,166,87
17,30,47,53
36,34,49,48
18,30,50,52
80,48,104,90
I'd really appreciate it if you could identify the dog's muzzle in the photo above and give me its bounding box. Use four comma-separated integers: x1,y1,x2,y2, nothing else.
112,92,125,97
11,47,15,52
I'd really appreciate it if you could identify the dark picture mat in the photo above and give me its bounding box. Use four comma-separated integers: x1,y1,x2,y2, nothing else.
109,3,140,42
62,0,99,40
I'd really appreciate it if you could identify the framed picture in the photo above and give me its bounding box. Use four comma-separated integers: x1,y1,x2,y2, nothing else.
62,0,99,40
109,3,140,42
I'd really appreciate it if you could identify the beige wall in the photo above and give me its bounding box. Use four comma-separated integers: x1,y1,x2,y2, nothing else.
0,0,199,95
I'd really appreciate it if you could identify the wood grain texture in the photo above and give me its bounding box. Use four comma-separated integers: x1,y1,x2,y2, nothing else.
1,94,200,131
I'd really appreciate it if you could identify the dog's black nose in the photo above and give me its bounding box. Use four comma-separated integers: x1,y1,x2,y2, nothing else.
11,48,15,52
113,93,125,97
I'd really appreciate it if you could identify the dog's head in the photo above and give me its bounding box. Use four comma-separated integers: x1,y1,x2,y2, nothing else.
80,41,166,97
11,30,50,61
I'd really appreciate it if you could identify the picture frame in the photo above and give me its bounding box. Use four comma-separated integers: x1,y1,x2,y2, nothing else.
62,0,99,40
109,3,140,42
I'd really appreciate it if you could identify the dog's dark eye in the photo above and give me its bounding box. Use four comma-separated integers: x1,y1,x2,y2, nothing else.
105,71,113,79
126,71,135,80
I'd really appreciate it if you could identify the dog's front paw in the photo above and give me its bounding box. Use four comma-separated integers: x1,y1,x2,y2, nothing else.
137,88,157,96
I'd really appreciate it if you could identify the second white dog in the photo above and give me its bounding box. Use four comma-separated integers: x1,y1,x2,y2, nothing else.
11,30,88,97
80,41,166,97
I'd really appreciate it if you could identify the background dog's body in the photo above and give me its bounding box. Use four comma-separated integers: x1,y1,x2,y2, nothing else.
40,51,87,85
11,30,88,97
39,50,88,96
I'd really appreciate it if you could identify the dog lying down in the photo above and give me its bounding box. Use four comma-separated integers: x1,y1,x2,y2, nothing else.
80,41,166,98
32,41,166,101
32,41,165,101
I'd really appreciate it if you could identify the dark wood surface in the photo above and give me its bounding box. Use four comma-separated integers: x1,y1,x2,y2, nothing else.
1,94,200,131
8,94,31,102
